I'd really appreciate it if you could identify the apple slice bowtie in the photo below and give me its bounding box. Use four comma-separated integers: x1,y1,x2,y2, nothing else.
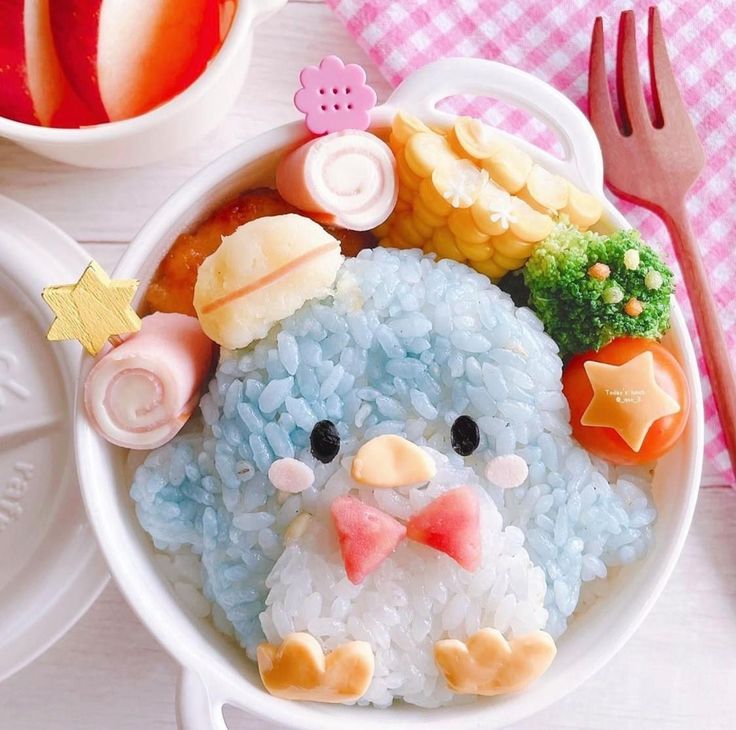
331,486,481,584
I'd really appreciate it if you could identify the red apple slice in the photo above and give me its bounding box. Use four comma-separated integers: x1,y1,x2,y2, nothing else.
0,0,35,124
50,0,220,123
0,0,100,126
406,486,481,571
331,496,406,585
47,0,107,121
218,0,236,46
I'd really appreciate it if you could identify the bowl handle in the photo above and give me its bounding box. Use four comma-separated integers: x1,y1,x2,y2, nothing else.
176,669,228,730
384,57,604,193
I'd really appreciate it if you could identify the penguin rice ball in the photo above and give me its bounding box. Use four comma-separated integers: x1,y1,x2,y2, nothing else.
131,247,655,708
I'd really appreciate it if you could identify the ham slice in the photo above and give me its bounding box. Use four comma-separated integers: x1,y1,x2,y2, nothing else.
331,495,406,584
406,486,481,571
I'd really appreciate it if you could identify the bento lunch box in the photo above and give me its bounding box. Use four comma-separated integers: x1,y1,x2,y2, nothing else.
74,58,704,730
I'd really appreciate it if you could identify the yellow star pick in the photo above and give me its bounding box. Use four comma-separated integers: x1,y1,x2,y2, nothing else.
581,351,681,452
42,261,141,356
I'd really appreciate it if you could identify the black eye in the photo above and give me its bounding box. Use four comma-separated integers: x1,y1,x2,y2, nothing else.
310,420,341,463
451,416,480,456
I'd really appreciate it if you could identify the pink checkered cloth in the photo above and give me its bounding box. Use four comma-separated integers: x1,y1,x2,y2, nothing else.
326,0,736,485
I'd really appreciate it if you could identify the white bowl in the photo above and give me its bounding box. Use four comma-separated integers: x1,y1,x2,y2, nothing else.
74,59,704,729
0,0,285,168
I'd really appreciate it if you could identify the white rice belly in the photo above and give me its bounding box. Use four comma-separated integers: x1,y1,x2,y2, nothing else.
260,455,548,709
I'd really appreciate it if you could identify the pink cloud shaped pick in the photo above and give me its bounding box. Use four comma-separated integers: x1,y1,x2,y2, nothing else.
294,56,377,135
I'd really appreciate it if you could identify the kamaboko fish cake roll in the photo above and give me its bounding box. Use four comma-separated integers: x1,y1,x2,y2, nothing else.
84,312,214,449
276,130,398,232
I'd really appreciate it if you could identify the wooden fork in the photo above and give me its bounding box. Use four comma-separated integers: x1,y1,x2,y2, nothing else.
588,6,736,474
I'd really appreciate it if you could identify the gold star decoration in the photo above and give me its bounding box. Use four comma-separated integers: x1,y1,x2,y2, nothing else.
42,261,141,356
581,351,681,452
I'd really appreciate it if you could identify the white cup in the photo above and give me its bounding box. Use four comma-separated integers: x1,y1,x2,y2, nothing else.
74,59,704,729
0,0,286,168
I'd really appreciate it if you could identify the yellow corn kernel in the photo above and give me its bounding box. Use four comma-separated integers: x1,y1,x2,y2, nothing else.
491,249,527,271
469,256,508,280
413,195,448,229
432,228,466,262
427,122,451,135
562,184,604,229
393,212,427,247
480,141,534,194
432,159,488,209
445,126,468,160
392,111,432,145
518,164,569,213
388,132,404,157
284,513,312,543
453,116,505,160
396,151,422,191
397,182,414,204
509,199,554,242
373,221,391,239
418,176,453,216
470,182,518,236
455,237,494,262
448,208,489,245
411,212,435,239
491,230,537,259
405,132,457,178
387,230,415,250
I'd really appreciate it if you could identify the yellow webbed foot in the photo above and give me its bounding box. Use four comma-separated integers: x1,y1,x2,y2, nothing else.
434,628,556,696
257,632,374,703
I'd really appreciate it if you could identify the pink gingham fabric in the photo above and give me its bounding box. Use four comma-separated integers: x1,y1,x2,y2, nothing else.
326,0,736,485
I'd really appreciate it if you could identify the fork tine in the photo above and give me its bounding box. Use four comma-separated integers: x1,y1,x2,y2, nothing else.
616,10,651,134
648,6,687,128
588,17,621,142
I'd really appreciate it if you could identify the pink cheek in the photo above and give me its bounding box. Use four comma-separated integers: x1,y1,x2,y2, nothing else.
268,458,315,494
485,454,529,489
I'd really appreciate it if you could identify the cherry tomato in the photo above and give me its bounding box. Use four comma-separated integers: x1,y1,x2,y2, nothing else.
562,337,690,465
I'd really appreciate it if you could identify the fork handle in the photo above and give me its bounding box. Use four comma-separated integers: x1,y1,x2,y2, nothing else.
664,199,736,475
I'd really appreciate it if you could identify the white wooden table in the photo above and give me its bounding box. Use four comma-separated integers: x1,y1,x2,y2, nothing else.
1,2,734,728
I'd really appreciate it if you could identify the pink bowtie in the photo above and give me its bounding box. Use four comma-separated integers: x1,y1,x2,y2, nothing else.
331,486,481,585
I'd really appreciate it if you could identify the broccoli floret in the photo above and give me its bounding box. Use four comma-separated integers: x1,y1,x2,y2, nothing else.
523,223,674,357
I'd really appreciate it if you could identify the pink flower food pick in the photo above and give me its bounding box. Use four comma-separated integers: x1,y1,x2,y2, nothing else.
294,55,376,135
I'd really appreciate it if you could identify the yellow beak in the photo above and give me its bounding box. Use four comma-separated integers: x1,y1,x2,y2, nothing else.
350,434,437,488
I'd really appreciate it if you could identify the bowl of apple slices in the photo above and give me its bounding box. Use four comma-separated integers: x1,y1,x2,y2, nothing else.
0,0,285,168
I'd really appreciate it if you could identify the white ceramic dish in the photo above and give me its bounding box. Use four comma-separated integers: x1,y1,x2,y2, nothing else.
74,59,704,729
0,195,109,683
0,0,285,169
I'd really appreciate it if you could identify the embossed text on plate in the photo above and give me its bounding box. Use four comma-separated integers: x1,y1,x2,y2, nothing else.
0,351,30,409
0,461,34,531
